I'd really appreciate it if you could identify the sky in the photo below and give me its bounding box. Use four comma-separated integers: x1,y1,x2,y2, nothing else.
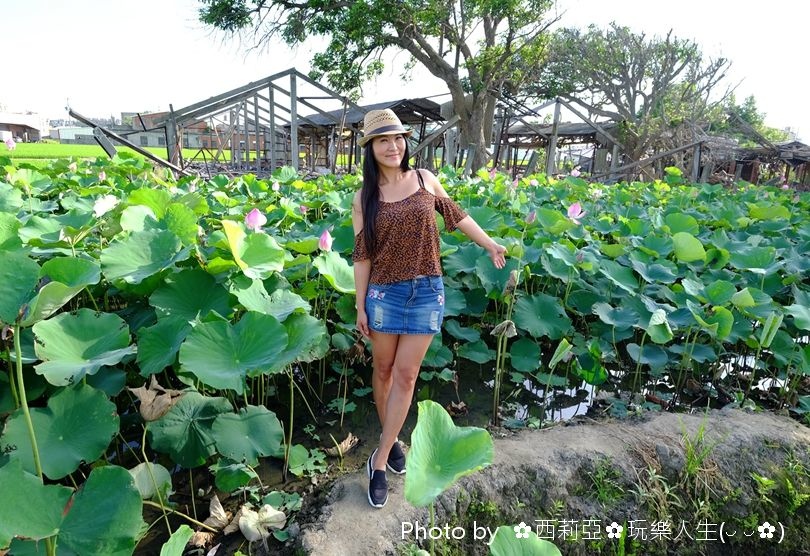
1,0,805,140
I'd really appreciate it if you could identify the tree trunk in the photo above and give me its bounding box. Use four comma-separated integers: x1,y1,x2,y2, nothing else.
456,92,495,172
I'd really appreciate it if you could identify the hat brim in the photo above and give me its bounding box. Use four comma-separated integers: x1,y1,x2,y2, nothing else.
358,128,412,148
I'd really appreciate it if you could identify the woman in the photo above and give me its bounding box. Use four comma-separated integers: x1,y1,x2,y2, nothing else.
352,109,506,508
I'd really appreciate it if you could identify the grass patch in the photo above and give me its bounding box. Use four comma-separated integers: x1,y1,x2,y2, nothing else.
1,143,230,162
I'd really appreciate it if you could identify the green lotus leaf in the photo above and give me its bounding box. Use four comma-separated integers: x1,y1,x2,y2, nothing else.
536,208,575,234
489,525,562,556
313,250,356,293
630,259,678,284
58,466,145,556
212,405,284,465
748,203,790,221
576,353,608,386
444,244,482,274
101,229,189,284
442,288,467,317
672,232,706,263
730,288,757,308
592,303,640,329
728,245,777,275
137,317,192,376
179,311,288,393
119,205,158,232
510,338,541,373
457,340,495,364
148,392,233,468
647,309,674,344
270,313,329,371
444,319,481,342
129,188,171,219
599,259,639,294
404,400,493,507
475,255,519,296
0,458,72,547
128,462,172,501
230,276,309,321
599,243,626,258
1,383,119,479
514,293,572,340
19,257,101,327
665,212,699,235
160,525,195,556
0,252,40,325
759,312,783,349
545,244,578,267
32,309,136,386
785,303,810,331
18,215,66,246
547,338,573,371
0,212,22,250
0,181,24,212
687,301,734,341
626,343,669,369
222,220,285,279
423,334,453,368
642,234,674,258
705,280,737,306
210,459,257,492
465,206,502,231
285,236,319,254
667,342,717,363
164,203,198,245
150,268,232,322
464,287,490,316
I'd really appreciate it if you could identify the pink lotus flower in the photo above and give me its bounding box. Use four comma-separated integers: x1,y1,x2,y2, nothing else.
489,167,497,180
570,167,581,177
567,202,586,224
781,184,789,190
4,138,16,151
529,179,539,187
68,162,77,173
511,178,519,190
299,205,308,215
526,210,537,225
271,182,280,192
98,170,107,181
319,229,333,251
245,208,267,232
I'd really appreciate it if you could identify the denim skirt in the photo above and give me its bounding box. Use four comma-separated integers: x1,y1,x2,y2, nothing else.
365,275,445,335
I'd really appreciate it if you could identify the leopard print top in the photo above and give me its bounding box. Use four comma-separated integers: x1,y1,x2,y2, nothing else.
352,175,467,284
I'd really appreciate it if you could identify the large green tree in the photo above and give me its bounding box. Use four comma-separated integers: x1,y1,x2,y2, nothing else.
198,0,554,169
534,23,731,166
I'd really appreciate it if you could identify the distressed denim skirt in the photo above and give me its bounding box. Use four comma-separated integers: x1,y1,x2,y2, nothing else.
365,275,445,335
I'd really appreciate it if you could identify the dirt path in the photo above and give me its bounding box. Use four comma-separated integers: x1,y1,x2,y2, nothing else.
297,408,810,556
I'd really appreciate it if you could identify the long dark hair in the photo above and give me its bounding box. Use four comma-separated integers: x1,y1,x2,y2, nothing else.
361,138,411,256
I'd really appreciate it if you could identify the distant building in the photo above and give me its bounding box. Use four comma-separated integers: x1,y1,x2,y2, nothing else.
0,111,49,142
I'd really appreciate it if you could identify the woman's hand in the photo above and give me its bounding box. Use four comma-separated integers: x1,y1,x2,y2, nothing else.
356,309,370,338
487,241,507,269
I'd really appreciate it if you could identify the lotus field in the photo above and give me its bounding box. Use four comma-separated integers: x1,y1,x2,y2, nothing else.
0,153,809,553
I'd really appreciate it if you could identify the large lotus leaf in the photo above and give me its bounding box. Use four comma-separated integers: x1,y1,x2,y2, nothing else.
686,301,734,341
230,276,309,321
0,251,39,325
626,343,669,369
630,258,678,284
0,212,22,250
490,525,562,556
148,392,233,468
642,234,674,258
667,343,717,363
285,236,319,254
179,311,288,393
475,255,519,296
1,383,119,479
404,400,493,507
576,353,608,386
728,245,777,275
465,206,502,231
164,203,198,245
463,287,489,316
119,205,158,232
212,405,284,465
664,212,699,235
128,462,172,501
592,303,639,330
444,319,481,342
423,334,453,368
19,257,101,327
222,220,285,280
269,313,329,372
0,458,72,547
646,309,674,344
32,309,136,386
705,280,737,306
136,317,191,376
510,338,541,373
150,268,232,322
598,259,639,294
160,525,195,556
785,303,810,331
129,188,171,219
442,288,466,317
457,340,495,364
101,229,188,284
58,465,145,556
536,208,575,235
748,203,790,221
443,244,483,274
0,181,24,212
18,215,66,246
672,232,706,263
313,251,355,293
514,293,572,340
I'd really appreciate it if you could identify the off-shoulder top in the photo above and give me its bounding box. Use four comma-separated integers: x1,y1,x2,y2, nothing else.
352,170,467,284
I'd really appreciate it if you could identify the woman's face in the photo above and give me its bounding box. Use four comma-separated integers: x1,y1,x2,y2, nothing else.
372,134,406,168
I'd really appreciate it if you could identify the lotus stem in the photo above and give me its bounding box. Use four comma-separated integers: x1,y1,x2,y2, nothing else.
14,324,44,481
5,347,20,409
140,427,171,535
189,468,198,521
632,332,647,394
284,367,294,477
142,500,217,532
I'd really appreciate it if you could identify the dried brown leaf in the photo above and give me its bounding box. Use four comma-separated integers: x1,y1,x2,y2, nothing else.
190,531,215,548
324,432,359,457
202,494,231,530
128,375,184,421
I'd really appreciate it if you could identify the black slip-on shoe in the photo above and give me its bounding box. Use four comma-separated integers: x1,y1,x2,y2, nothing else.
387,440,406,475
366,449,388,508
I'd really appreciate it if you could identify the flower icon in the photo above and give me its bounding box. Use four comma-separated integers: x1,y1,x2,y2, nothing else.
757,522,775,539
513,522,531,539
606,522,623,539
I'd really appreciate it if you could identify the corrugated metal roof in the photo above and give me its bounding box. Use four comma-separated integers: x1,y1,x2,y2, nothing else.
299,98,444,128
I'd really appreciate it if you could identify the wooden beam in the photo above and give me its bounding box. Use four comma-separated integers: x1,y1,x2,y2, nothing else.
593,140,704,180
290,74,299,170
556,98,623,149
545,100,561,175
412,115,460,156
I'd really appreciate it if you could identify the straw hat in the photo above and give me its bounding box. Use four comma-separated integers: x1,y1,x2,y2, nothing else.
358,108,412,147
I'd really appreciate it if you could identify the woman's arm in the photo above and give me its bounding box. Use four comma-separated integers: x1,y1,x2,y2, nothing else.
421,170,507,269
351,191,371,336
